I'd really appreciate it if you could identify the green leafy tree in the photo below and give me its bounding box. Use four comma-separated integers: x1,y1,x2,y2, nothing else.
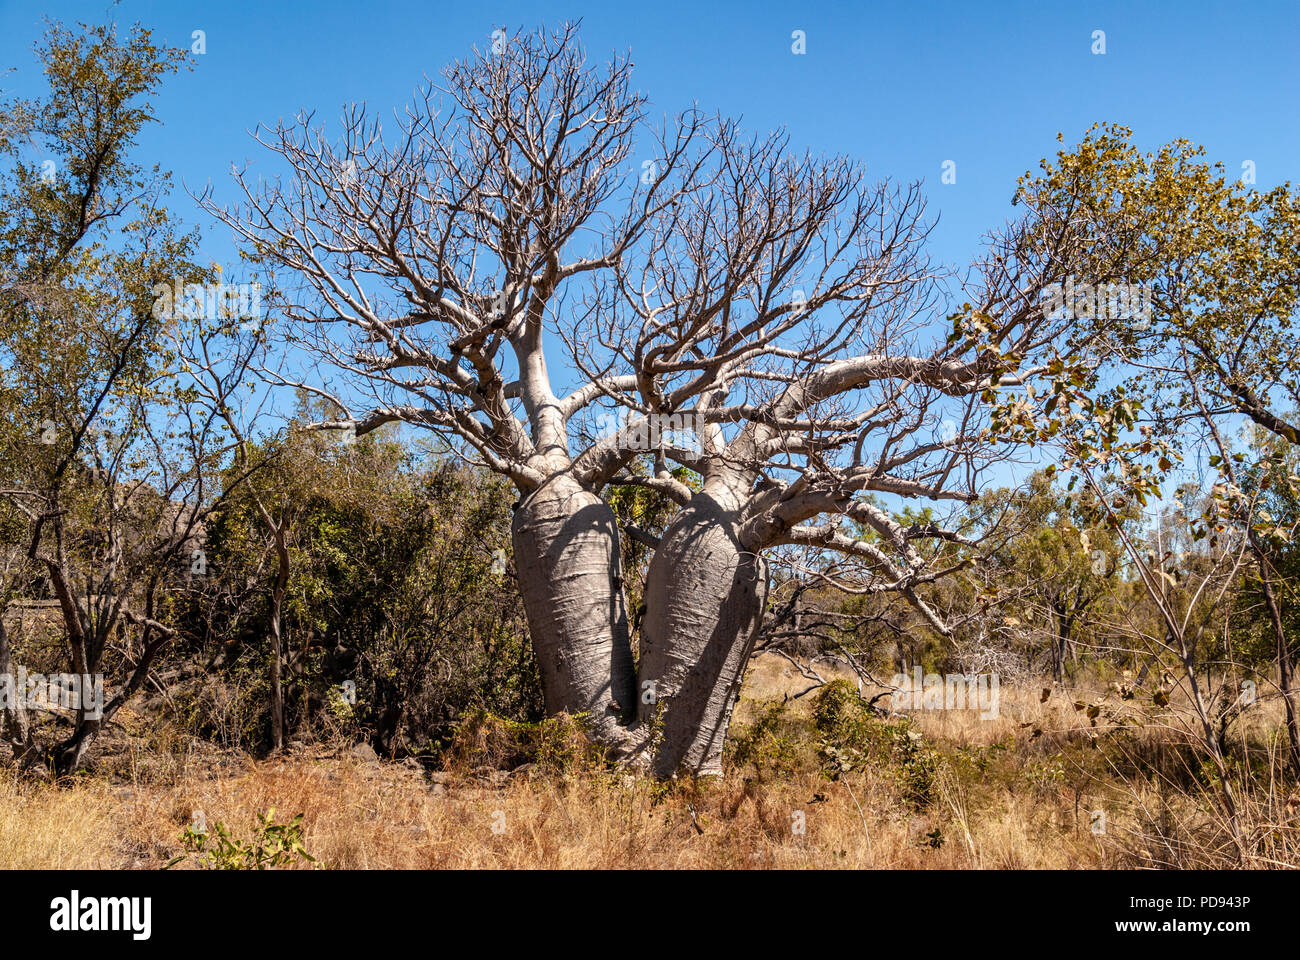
0,21,255,773
1017,123,1300,771
195,412,539,756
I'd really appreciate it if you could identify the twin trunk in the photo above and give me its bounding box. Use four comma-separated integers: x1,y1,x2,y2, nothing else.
513,477,766,777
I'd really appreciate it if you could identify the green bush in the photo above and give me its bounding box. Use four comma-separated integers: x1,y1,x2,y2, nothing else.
167,809,317,870
812,679,942,807
726,701,813,778
188,438,543,756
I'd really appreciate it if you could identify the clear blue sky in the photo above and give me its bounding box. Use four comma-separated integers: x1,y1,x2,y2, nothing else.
3,0,1296,273
1,0,1296,495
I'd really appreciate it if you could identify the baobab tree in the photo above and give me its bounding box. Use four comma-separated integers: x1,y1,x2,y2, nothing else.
576,128,1149,773
211,24,1144,773
206,24,714,749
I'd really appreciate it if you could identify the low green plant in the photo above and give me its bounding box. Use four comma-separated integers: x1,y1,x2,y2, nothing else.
444,709,604,774
726,701,811,778
812,679,943,806
166,808,317,870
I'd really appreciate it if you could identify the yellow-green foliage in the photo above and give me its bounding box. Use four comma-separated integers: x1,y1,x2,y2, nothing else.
167,808,316,870
727,681,944,806
811,680,942,807
726,701,816,779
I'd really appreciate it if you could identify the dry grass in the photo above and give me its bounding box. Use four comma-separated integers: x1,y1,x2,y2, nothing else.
1,655,1296,869
0,754,1106,869
0,774,121,868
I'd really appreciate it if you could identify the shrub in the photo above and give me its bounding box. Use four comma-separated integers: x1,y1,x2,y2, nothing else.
812,679,942,806
167,808,317,870
726,701,812,779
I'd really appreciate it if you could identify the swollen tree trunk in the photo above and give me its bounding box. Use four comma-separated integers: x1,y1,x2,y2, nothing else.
512,472,637,751
638,490,768,777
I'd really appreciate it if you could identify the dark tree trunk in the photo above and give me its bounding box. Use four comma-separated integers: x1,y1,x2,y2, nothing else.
0,617,34,764
1259,561,1300,774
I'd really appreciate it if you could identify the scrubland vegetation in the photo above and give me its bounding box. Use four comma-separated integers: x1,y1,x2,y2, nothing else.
4,662,1297,869
2,19,1298,870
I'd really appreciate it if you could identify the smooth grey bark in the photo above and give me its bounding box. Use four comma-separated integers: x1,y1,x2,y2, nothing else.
512,471,637,752
638,488,767,777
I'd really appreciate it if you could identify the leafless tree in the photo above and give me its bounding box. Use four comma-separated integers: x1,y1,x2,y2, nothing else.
207,23,1138,773
203,24,717,751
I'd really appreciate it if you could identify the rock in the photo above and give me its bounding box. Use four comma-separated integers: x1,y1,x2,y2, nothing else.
349,741,378,762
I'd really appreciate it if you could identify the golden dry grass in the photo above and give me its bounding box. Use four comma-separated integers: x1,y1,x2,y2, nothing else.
0,753,1108,869
0,655,1296,869
0,774,122,868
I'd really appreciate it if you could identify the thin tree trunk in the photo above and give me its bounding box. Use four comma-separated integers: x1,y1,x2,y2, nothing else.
1257,560,1300,774
0,616,33,764
638,491,768,777
512,472,636,752
269,617,284,751
54,716,99,775
268,525,289,752
1051,602,1066,684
